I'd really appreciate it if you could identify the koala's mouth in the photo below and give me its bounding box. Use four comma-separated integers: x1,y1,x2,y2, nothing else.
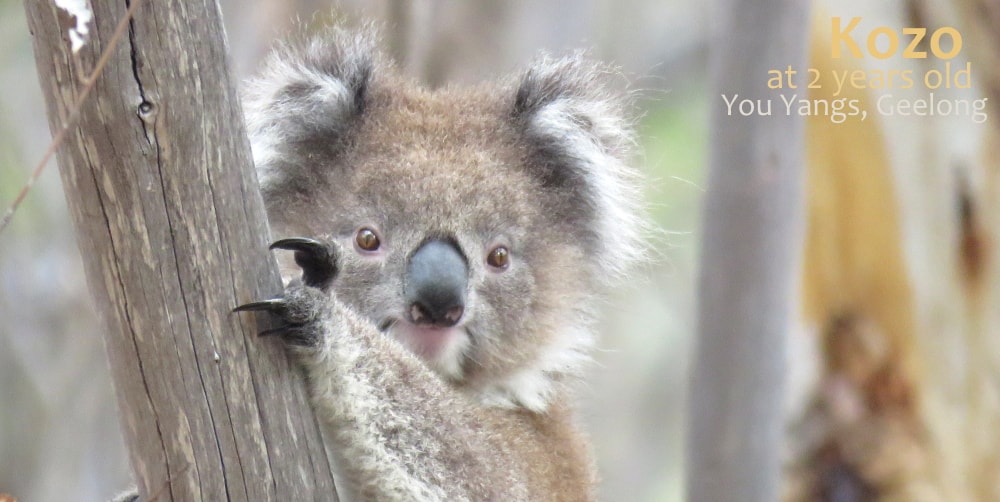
397,324,460,357
380,318,470,379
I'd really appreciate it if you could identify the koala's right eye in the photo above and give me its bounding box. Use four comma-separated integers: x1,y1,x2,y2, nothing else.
355,228,381,252
487,245,510,271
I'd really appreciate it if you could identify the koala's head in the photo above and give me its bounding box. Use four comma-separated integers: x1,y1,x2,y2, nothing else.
245,28,644,411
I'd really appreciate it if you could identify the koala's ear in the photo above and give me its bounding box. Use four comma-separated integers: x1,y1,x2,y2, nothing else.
243,26,380,193
513,54,645,281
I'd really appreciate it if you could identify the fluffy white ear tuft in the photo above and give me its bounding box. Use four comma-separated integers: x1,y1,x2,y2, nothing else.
243,26,381,191
515,54,646,282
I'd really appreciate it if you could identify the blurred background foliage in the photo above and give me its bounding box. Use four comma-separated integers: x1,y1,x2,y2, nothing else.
0,1,705,500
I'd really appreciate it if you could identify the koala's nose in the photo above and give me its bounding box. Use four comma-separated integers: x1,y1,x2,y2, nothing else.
404,239,468,328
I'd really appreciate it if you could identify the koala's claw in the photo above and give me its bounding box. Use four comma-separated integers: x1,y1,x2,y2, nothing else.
234,288,326,347
233,298,299,339
233,298,288,313
270,237,338,288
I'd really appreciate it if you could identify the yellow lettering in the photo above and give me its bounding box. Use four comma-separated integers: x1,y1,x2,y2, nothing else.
930,27,961,59
902,28,927,58
832,17,863,58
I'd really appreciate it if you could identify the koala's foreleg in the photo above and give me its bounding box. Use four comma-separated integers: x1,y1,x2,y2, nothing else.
235,238,526,502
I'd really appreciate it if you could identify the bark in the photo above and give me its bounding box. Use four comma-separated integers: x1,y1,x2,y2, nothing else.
22,0,337,500
686,0,810,500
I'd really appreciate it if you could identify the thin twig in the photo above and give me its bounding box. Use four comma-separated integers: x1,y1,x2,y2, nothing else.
0,0,143,235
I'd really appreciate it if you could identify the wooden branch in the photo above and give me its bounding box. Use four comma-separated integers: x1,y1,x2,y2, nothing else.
686,0,810,500
22,0,337,499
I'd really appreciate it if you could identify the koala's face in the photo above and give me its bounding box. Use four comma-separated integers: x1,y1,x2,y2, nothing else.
246,30,641,405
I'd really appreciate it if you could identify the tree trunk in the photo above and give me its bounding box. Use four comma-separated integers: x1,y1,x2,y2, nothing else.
22,0,338,500
686,0,810,500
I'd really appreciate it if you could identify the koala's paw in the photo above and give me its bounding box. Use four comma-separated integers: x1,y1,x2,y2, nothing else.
233,237,339,348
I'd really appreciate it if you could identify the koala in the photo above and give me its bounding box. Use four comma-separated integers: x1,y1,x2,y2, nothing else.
232,26,644,501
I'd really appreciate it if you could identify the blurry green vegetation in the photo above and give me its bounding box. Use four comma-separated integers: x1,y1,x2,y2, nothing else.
639,91,707,226
0,105,42,238
0,1,48,239
637,90,708,280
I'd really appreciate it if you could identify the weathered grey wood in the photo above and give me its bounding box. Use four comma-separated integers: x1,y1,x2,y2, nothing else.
22,0,337,500
686,0,810,500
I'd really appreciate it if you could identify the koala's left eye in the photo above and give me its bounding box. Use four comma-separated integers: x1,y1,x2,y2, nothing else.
487,245,510,271
355,228,381,251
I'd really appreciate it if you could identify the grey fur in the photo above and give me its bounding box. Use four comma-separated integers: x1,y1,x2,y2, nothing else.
240,25,645,501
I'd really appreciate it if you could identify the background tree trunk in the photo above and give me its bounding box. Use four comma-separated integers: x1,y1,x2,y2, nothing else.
22,0,338,500
686,0,810,500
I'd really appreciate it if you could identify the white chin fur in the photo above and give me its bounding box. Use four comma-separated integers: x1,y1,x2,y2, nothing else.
390,323,470,380
477,323,594,413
